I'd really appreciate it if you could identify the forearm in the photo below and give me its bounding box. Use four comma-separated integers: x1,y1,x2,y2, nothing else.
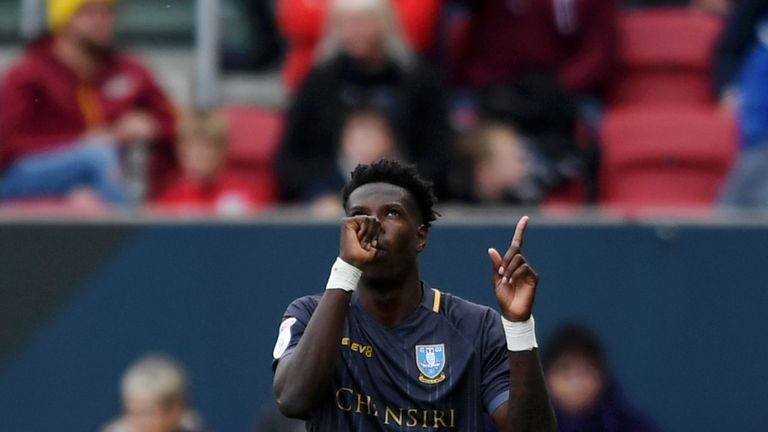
274,289,351,417
507,349,556,432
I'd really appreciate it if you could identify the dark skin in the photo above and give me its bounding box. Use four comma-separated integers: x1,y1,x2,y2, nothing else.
273,182,556,431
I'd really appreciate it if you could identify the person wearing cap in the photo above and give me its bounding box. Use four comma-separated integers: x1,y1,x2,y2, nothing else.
0,0,176,206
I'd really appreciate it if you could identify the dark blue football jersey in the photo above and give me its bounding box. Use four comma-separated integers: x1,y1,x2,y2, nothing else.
272,283,510,431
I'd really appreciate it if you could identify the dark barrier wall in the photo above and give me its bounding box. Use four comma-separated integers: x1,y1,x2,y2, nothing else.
1,221,767,431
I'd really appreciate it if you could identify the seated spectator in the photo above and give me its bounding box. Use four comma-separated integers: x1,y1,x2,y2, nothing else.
455,119,583,204
712,0,768,106
276,0,450,201
544,325,660,432
0,0,176,206
101,354,205,432
276,0,441,91
155,110,269,216
453,0,617,98
455,122,546,204
452,74,586,203
307,106,403,215
718,18,768,208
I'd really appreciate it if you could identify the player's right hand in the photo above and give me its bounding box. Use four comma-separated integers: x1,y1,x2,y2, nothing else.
339,216,381,269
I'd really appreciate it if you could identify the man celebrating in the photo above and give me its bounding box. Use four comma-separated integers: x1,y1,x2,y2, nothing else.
272,160,556,431
0,0,176,205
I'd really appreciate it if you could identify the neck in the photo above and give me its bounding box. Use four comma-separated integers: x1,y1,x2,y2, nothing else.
53,36,101,80
357,266,422,327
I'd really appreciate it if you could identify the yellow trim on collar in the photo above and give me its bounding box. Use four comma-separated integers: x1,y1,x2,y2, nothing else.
432,288,442,313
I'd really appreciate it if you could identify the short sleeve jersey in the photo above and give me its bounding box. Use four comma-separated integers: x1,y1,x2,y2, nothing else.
272,283,510,431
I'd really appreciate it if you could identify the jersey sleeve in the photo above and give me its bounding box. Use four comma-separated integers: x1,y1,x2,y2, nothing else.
271,295,319,371
480,308,510,415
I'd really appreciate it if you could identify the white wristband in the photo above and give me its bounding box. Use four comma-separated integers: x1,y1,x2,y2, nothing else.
501,315,538,351
325,257,362,292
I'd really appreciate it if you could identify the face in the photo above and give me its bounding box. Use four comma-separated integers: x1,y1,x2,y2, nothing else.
66,2,116,52
123,392,184,432
474,127,528,201
345,183,427,281
546,353,604,415
335,8,385,61
178,137,226,181
341,116,396,166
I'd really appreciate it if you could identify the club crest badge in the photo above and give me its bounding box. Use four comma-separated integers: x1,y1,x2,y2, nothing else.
415,344,446,384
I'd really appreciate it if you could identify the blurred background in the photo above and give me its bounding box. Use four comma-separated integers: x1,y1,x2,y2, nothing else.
0,0,767,431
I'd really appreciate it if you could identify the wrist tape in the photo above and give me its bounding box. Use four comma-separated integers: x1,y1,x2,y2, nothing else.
325,257,362,292
501,315,538,351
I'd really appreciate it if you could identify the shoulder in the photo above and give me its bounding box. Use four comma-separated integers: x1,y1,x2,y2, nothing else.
438,290,500,328
1,45,51,86
285,293,323,319
112,53,155,75
108,54,164,89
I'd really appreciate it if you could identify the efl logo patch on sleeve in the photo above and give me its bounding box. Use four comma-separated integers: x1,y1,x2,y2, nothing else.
273,317,297,359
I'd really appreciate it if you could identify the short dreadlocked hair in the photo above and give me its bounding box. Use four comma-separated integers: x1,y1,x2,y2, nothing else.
342,160,439,229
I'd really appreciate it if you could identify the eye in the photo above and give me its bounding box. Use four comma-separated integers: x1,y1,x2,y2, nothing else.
385,208,400,217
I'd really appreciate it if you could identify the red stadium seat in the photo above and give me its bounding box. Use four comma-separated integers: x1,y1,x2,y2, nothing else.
222,105,285,203
599,106,737,212
609,8,724,107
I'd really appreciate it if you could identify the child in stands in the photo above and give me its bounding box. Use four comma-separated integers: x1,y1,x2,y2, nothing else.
155,110,270,216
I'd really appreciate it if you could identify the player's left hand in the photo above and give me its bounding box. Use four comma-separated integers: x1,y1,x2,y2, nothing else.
488,216,539,322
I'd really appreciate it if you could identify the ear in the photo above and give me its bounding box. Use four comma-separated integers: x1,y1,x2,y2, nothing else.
415,224,428,253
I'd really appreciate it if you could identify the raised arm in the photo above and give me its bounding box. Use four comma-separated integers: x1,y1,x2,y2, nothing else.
488,216,557,432
273,216,382,418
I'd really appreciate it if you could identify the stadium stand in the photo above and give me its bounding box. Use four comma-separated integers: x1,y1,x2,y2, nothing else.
222,105,283,203
599,105,737,212
608,7,724,107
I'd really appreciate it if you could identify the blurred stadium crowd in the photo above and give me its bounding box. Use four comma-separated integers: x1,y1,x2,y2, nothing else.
0,0,766,217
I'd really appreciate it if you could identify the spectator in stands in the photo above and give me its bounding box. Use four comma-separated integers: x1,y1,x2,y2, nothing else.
276,0,450,201
712,0,768,107
455,122,546,204
102,354,206,432
544,325,660,432
155,110,270,216
454,119,583,205
451,74,586,203
718,10,768,207
0,0,176,207
276,0,441,91
307,106,403,215
453,0,618,98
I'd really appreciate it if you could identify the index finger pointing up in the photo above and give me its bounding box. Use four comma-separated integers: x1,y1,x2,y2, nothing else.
511,215,529,249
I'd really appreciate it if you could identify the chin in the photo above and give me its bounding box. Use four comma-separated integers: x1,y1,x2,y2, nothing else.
362,260,413,287
81,38,115,56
